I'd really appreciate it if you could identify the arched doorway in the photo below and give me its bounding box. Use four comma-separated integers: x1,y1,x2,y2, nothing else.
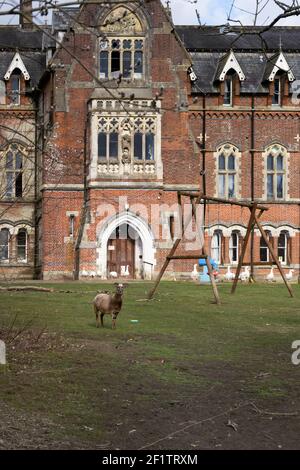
107,224,137,278
96,211,155,279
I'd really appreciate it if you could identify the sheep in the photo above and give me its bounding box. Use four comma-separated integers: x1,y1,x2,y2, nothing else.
93,283,127,329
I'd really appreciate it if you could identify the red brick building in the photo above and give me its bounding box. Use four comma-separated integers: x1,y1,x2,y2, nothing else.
0,1,299,281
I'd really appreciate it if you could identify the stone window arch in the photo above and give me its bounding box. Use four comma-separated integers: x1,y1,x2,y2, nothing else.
2,143,26,199
99,6,146,81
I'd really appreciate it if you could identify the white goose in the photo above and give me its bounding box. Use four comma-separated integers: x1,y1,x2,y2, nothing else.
286,269,294,281
109,271,118,278
266,267,275,282
123,265,130,277
240,266,250,282
191,264,198,281
225,266,235,281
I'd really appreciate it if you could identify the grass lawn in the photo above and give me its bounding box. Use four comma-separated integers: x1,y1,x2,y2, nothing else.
0,281,300,449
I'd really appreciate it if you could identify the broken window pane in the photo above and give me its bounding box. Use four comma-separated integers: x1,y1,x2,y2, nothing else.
134,51,143,75
15,173,22,197
111,51,120,74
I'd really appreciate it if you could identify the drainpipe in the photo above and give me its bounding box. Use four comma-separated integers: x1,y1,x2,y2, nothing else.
250,94,255,280
33,104,39,279
74,102,90,280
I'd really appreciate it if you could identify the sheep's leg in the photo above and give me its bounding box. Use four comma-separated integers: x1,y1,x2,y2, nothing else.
94,305,100,328
112,313,117,330
100,313,105,328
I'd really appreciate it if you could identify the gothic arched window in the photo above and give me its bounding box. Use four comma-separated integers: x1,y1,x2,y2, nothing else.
211,231,222,264
3,143,24,199
99,7,145,81
229,231,240,264
260,231,272,262
0,228,10,261
217,144,238,198
278,231,288,265
17,228,27,261
265,145,286,200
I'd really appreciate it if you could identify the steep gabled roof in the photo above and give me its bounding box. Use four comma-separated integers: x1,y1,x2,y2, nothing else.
263,51,295,81
175,26,300,52
4,52,30,80
215,50,245,81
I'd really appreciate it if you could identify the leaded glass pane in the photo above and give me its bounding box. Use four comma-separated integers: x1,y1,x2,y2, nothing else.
145,133,154,160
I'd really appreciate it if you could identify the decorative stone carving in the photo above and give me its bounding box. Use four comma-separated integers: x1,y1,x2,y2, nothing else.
120,119,133,164
102,7,142,33
98,163,119,174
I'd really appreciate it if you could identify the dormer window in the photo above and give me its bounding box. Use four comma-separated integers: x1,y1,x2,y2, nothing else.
272,76,281,106
216,50,245,108
11,72,21,105
4,52,30,107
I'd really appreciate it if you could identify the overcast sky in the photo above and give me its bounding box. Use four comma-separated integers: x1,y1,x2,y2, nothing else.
1,0,300,26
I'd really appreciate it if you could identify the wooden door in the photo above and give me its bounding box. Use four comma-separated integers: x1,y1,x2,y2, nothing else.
107,225,135,278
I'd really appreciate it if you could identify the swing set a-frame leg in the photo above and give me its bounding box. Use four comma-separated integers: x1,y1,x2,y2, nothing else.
147,237,180,300
147,195,202,300
255,216,293,298
190,198,220,305
231,203,257,294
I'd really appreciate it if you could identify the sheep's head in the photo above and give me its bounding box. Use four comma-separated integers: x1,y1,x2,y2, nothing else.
114,283,128,295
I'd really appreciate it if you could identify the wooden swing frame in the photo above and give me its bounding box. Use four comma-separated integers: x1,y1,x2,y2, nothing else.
147,192,293,304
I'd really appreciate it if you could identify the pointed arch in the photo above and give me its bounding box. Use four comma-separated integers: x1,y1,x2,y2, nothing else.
4,53,30,81
101,5,144,33
217,50,245,82
95,211,155,279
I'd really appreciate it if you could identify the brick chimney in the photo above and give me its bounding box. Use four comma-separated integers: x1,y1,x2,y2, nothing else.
20,0,33,29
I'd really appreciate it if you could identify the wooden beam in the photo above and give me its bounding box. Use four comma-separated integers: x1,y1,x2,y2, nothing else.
178,192,269,211
255,216,293,298
231,204,258,294
241,262,277,266
167,255,207,260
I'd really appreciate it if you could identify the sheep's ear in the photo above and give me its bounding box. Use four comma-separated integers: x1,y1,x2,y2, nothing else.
123,283,129,288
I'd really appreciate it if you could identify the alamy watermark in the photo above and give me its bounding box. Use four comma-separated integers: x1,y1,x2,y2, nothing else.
0,339,6,366
291,340,300,366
